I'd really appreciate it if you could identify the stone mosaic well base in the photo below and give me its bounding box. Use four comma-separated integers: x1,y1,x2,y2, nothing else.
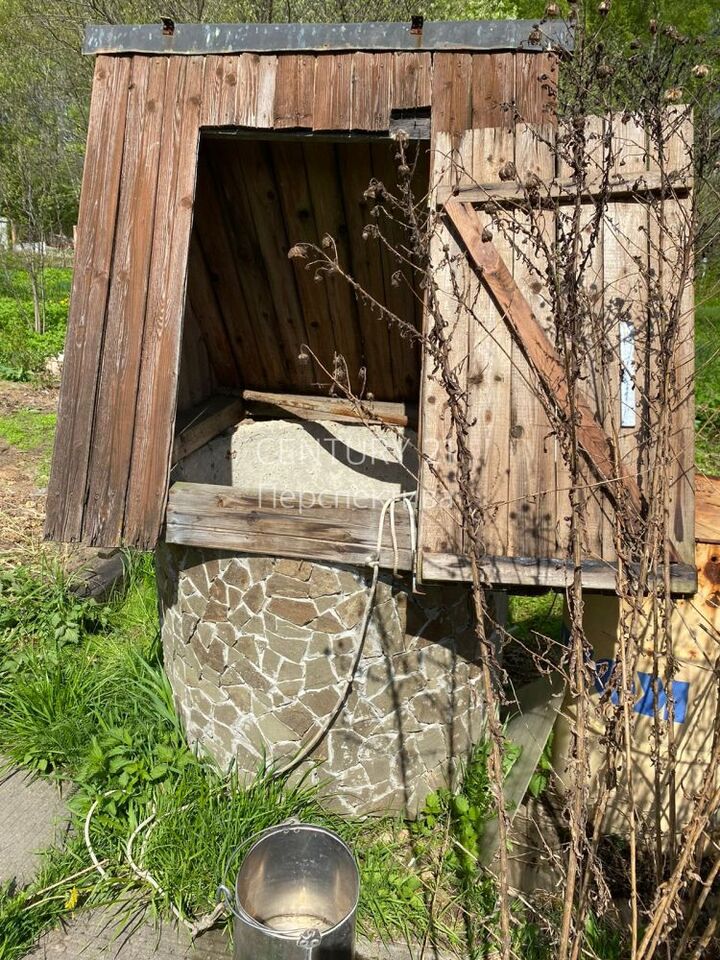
156,543,486,815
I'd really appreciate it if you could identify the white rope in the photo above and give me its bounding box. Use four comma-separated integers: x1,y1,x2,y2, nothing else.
84,797,109,880
125,803,226,937
273,490,417,779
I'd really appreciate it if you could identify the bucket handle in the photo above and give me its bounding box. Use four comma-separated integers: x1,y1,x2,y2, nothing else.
217,886,322,959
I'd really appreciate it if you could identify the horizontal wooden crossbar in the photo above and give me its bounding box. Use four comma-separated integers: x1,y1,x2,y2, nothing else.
165,482,415,571
436,170,692,209
172,392,418,468
421,552,697,594
165,483,697,592
242,390,417,429
172,395,245,465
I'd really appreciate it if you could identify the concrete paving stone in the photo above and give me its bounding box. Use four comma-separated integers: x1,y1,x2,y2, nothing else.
0,763,72,889
24,907,458,959
25,910,230,959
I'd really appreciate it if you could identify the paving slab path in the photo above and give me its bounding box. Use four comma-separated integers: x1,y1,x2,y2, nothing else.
25,908,451,959
0,763,71,890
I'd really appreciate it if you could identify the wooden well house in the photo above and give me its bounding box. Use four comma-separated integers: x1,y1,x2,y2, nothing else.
45,19,695,594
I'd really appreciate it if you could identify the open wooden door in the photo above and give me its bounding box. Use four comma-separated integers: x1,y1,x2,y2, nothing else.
417,55,695,591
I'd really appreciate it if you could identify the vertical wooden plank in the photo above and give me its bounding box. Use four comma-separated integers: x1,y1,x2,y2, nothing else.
418,53,474,562
350,53,374,131
648,108,695,562
218,55,242,125
176,301,216,414
124,55,206,547
45,55,131,543
302,140,365,391
510,52,557,558
391,52,432,110
418,223,467,559
557,116,612,561
189,152,276,389
269,139,336,384
84,55,170,544
514,52,556,128
200,143,286,386
255,55,277,128
313,54,352,130
229,139,314,390
578,206,611,561
224,53,275,128
273,54,314,128
350,52,392,131
367,140,425,402
273,54,298,128
200,54,223,126
466,52,515,558
185,232,243,389
604,114,649,500
582,118,611,561
434,53,473,141
335,140,395,400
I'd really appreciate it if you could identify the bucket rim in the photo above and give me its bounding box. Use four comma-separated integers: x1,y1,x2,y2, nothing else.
232,822,360,940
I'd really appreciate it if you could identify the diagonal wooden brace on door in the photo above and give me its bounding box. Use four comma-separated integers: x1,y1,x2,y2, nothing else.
445,198,659,549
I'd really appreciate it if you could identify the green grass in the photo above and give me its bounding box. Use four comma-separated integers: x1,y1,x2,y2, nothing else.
508,592,563,645
0,554,551,959
695,300,720,474
0,264,71,378
0,410,57,484
0,553,634,959
0,411,56,452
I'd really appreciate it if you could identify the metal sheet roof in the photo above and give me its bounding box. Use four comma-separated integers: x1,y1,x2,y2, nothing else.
83,19,572,56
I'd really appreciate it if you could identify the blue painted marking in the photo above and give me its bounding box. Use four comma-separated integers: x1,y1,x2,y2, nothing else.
635,671,689,724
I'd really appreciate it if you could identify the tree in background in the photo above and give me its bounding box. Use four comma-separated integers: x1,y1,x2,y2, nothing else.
514,0,719,39
0,0,715,330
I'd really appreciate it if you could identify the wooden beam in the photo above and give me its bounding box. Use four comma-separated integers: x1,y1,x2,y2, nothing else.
696,475,720,544
445,199,645,523
164,482,696,592
421,551,697,594
436,170,693,209
242,389,418,429
165,481,414,571
172,395,245,465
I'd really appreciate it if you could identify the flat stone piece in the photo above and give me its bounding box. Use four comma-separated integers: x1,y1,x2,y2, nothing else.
266,596,317,626
265,573,311,598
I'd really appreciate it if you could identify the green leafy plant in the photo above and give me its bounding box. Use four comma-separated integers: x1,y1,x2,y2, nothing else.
528,731,554,800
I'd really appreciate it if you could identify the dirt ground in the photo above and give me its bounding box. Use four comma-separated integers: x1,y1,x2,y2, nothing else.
0,380,59,557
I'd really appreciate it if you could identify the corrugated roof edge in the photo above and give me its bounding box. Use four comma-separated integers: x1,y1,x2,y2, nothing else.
83,19,573,56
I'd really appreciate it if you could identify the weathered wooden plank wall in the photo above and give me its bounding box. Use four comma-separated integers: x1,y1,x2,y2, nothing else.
45,50,434,549
417,56,695,581
45,56,131,542
418,51,559,568
46,46,695,579
186,136,428,401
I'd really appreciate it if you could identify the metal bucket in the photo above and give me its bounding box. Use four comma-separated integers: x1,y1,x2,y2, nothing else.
221,822,360,960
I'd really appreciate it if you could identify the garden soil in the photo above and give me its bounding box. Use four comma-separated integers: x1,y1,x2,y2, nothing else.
0,380,57,555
